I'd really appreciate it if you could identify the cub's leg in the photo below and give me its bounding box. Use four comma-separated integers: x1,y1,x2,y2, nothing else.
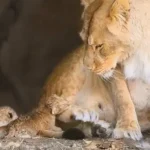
110,66,142,140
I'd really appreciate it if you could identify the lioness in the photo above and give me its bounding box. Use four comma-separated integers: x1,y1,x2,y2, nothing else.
0,0,134,141
80,0,150,141
0,0,139,140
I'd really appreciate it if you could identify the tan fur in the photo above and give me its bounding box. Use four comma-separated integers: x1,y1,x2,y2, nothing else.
82,0,143,140
81,0,150,141
80,0,104,41
0,106,17,127
0,45,118,138
0,106,18,138
0,0,137,140
1,0,148,141
83,0,130,74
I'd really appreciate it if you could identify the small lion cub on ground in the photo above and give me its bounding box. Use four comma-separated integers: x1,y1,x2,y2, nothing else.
0,106,17,127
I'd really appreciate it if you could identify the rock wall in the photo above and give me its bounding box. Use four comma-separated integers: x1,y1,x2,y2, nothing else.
0,0,83,113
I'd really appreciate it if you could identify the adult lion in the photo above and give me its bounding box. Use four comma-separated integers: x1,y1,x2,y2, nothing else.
0,0,129,139
82,0,150,141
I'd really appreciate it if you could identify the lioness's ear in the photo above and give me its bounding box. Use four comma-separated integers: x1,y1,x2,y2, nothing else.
107,0,130,36
81,0,96,8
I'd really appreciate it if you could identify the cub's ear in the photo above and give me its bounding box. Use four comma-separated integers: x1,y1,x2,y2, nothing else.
107,0,130,36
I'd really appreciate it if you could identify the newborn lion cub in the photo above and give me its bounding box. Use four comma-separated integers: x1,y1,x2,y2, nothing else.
0,106,17,126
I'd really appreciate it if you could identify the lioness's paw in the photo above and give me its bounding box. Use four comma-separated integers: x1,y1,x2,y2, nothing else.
112,121,143,141
92,120,113,138
112,128,142,141
73,108,99,123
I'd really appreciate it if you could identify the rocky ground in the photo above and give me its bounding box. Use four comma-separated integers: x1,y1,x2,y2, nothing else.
1,135,150,150
0,138,133,150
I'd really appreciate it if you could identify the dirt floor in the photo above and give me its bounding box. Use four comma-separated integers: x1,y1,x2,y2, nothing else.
1,135,150,150
0,138,132,150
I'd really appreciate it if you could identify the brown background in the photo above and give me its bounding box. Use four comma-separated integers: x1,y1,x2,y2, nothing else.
0,0,83,114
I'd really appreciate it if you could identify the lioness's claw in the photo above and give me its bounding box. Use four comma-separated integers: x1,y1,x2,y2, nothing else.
73,109,99,123
112,128,143,141
92,121,113,138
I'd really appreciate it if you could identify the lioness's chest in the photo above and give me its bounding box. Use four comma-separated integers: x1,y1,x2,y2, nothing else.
124,0,150,83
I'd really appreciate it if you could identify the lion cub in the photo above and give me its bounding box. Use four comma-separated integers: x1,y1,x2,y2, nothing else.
0,106,17,127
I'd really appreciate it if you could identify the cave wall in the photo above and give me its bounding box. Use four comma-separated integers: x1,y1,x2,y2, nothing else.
0,0,83,113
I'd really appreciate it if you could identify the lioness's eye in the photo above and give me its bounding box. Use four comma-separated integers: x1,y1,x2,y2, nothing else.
95,44,103,49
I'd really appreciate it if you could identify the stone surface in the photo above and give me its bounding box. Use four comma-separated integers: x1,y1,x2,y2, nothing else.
0,137,141,150
2,133,150,150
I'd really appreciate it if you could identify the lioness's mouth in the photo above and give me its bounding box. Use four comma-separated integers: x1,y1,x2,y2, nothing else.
94,69,114,79
102,70,114,79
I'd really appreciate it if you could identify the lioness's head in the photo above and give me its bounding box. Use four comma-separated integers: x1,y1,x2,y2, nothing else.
83,0,130,79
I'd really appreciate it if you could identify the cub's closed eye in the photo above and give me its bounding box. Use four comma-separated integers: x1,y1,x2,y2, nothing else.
95,44,103,49
8,112,13,119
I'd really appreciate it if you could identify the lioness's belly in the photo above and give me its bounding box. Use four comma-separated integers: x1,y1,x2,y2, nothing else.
124,0,150,83
127,80,150,110
74,71,116,122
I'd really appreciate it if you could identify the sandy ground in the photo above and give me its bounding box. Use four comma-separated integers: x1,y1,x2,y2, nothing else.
0,138,132,150
1,136,150,150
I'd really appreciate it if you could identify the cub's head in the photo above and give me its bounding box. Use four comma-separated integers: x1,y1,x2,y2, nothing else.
83,0,130,79
0,106,18,127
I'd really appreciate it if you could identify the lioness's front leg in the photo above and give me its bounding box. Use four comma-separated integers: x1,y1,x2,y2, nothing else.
72,107,113,138
110,66,142,140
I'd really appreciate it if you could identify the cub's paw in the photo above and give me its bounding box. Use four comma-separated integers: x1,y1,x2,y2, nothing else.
92,120,113,138
72,108,99,123
112,120,143,141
